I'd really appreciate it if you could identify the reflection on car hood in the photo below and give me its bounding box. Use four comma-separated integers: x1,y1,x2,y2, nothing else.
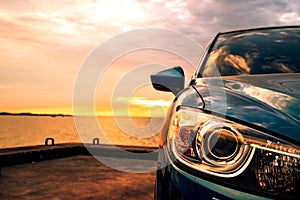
193,73,300,142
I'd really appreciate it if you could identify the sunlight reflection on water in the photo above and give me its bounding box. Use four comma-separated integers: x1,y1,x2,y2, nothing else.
0,116,160,149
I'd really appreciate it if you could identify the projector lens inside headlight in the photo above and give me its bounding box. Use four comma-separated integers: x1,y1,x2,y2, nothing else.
196,128,240,161
195,123,244,166
207,129,238,159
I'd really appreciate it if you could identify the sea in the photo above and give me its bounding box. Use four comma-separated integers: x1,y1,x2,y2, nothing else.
0,116,164,149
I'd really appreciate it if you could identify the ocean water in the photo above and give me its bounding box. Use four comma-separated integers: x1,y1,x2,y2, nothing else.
0,116,164,149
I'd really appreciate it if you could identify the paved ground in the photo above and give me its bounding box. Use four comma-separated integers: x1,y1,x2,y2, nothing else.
0,155,156,200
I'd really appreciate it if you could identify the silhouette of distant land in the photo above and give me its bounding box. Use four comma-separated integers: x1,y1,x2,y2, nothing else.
0,112,72,117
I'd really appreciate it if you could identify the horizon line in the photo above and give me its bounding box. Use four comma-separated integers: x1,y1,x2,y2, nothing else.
0,111,165,118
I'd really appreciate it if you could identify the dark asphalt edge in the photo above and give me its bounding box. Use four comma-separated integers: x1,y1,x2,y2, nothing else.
0,143,159,167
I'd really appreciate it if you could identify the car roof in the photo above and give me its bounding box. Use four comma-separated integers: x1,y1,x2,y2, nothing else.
219,25,300,35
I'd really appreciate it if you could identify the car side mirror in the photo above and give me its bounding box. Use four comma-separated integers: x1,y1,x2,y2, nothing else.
150,66,185,95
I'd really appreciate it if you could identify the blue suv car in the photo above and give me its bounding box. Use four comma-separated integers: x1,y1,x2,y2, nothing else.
151,26,300,200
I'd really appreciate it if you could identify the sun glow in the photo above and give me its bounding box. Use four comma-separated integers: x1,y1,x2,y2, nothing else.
93,0,145,30
130,97,172,107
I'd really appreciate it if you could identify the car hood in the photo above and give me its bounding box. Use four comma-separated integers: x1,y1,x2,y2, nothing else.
192,73,300,142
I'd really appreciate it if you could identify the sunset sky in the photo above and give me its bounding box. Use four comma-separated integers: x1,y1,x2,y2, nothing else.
1,0,299,117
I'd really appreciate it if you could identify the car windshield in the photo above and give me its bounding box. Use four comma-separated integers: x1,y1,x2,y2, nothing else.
201,27,300,77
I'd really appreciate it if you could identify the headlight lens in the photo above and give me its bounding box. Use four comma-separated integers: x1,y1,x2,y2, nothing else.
168,107,300,198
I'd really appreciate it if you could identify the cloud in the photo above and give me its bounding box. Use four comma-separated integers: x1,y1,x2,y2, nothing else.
2,0,299,48
137,0,300,44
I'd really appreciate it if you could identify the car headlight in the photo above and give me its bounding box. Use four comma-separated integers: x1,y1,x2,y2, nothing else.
168,106,300,198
